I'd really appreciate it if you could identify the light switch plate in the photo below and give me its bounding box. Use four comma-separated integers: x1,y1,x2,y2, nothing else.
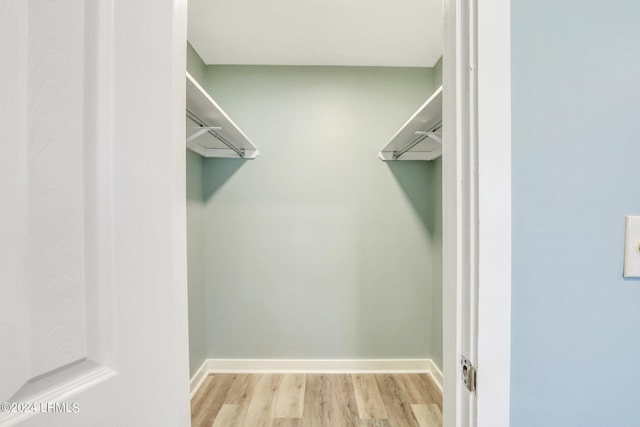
624,216,640,278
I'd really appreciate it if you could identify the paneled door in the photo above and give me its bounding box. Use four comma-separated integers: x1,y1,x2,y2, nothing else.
0,1,190,425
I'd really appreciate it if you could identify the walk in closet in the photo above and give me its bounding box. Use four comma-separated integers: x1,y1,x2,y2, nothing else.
185,1,445,425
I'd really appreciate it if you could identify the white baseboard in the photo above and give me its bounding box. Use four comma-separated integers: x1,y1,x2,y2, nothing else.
205,358,437,374
190,360,211,398
190,359,443,398
425,359,443,392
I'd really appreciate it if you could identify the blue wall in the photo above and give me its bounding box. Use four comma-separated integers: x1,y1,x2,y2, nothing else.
511,1,640,425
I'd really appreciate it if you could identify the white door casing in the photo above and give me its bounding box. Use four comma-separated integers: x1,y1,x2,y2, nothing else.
442,0,511,426
475,0,511,426
442,0,478,424
0,1,191,426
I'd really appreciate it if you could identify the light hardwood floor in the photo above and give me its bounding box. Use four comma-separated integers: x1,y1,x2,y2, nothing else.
191,374,442,427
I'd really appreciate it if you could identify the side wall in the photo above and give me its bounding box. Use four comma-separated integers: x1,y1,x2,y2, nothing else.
186,42,206,85
511,1,640,425
430,57,443,367
433,56,443,88
429,157,443,369
201,66,443,362
186,151,206,376
186,44,207,376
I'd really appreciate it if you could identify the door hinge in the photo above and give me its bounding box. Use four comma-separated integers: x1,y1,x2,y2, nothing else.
461,356,477,392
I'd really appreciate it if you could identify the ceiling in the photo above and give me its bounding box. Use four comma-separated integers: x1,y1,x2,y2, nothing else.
187,0,443,68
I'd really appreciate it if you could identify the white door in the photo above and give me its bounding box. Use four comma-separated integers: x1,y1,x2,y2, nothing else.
0,1,191,426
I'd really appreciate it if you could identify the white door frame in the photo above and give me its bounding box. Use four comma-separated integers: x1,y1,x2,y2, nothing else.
169,0,512,425
170,0,512,425
442,0,511,426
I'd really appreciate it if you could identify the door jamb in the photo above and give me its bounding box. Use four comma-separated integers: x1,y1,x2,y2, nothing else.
442,0,511,426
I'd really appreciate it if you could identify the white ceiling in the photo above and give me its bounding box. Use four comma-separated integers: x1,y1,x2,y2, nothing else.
187,0,443,67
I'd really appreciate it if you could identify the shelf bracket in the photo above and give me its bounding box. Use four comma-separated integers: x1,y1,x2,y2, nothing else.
186,108,246,158
187,126,222,143
414,131,442,145
393,129,442,160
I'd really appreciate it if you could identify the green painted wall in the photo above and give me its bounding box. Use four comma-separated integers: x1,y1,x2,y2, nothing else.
429,58,443,367
186,41,207,375
428,157,442,367
433,56,443,88
186,150,206,375
198,65,443,365
186,42,206,86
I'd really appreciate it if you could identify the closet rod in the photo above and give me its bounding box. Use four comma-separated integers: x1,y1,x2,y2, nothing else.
186,109,245,158
393,121,443,160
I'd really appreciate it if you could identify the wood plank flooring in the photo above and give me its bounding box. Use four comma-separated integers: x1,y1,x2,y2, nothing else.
191,374,442,427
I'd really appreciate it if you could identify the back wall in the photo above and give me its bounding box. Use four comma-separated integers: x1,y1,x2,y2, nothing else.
198,65,443,364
